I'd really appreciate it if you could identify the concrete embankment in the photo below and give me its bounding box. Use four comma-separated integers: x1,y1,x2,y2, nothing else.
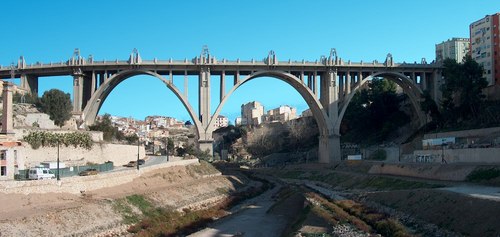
367,162,480,181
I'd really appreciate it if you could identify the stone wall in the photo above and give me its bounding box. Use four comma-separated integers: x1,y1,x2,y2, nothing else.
414,148,500,163
368,163,479,181
423,127,500,140
0,159,200,194
17,142,146,169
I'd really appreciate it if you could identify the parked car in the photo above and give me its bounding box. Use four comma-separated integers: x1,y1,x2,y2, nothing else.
79,168,99,176
125,161,137,167
138,159,145,165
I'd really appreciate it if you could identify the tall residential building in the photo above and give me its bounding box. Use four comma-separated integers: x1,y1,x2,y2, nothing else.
241,101,264,126
264,105,297,123
435,38,470,63
470,13,500,89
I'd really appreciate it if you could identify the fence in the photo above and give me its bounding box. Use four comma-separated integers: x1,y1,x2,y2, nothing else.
15,161,114,180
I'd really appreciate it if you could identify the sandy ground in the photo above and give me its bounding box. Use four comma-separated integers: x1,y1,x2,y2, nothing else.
0,162,245,237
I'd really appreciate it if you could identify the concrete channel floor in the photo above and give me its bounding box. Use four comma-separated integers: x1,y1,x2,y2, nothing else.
188,182,288,237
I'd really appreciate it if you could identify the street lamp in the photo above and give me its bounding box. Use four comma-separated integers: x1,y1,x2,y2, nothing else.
57,139,60,180
137,139,140,171
441,138,446,164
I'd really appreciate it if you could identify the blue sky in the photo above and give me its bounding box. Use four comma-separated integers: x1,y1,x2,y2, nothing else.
1,0,499,123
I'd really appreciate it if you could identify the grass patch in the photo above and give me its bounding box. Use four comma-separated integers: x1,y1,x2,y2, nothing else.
112,198,141,224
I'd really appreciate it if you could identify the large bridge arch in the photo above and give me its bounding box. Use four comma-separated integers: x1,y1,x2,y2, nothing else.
208,70,334,162
335,71,426,134
82,69,203,138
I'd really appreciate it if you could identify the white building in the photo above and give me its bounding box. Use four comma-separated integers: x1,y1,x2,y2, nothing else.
435,38,470,63
241,101,264,126
264,105,297,123
214,115,229,129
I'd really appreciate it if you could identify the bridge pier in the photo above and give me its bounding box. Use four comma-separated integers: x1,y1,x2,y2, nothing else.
198,140,214,156
318,133,341,163
20,74,38,95
72,71,84,114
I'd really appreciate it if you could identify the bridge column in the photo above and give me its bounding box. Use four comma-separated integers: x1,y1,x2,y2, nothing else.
358,71,363,87
1,81,14,135
220,71,225,102
72,70,84,114
90,71,96,96
319,68,341,163
346,71,351,95
313,71,318,97
198,66,213,154
432,70,442,102
421,72,427,91
20,74,38,95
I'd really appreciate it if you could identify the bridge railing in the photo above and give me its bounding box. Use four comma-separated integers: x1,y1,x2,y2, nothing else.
0,58,441,71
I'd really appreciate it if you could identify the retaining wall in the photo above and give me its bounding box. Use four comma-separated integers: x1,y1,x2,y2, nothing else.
368,163,479,181
0,159,200,195
17,143,146,169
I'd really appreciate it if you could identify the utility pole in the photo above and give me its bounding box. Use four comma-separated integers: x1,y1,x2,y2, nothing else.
137,139,140,171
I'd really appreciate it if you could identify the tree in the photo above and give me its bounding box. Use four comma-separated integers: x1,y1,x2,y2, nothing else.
88,113,123,141
441,56,488,126
342,79,410,144
166,137,174,155
39,89,73,127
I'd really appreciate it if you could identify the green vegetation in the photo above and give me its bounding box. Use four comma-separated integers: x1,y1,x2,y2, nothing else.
466,167,500,182
39,89,73,127
424,56,500,131
13,92,39,104
23,131,93,150
341,79,410,145
88,113,137,143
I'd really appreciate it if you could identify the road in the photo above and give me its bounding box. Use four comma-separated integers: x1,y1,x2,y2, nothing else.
188,179,288,237
106,155,182,173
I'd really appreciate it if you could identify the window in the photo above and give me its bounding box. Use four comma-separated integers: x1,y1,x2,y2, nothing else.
1,166,6,176
0,150,6,160
488,70,491,74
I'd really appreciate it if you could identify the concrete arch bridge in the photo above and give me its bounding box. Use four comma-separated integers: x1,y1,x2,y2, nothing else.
0,48,443,163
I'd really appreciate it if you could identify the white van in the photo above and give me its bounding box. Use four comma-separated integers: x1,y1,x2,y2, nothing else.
28,166,56,180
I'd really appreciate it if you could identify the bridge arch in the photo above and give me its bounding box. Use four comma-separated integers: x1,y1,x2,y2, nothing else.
335,71,426,134
82,69,203,138
208,70,332,157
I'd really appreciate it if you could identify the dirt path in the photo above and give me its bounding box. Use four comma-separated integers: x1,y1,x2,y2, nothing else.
188,181,287,237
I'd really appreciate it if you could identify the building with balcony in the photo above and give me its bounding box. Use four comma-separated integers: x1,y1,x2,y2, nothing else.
263,105,297,123
214,115,229,129
435,38,470,63
470,13,500,98
240,101,264,126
